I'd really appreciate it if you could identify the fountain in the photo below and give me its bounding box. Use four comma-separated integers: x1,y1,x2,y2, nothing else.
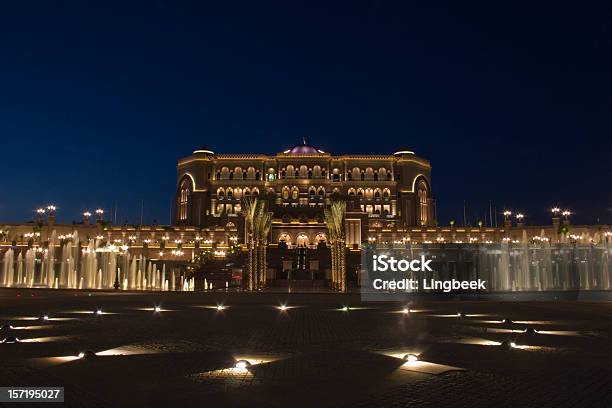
0,228,197,292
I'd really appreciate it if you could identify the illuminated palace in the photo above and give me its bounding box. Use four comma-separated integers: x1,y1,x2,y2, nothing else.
1,142,610,289
175,142,435,248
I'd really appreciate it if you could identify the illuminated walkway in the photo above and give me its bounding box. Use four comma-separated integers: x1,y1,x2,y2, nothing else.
1,289,611,407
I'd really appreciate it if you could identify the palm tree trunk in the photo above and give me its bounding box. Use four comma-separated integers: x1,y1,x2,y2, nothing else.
257,239,264,288
247,234,254,291
252,241,259,291
339,239,346,293
330,241,336,290
261,242,268,286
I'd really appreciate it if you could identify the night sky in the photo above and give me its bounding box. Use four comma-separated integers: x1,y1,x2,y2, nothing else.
1,1,610,226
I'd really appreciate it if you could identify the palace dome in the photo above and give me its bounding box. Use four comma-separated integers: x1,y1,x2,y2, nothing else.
193,146,215,155
288,144,319,154
284,138,324,155
394,147,414,156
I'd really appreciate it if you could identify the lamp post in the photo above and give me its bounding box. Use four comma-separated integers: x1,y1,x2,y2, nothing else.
83,211,92,226
515,213,524,228
503,210,512,229
551,207,561,243
562,210,571,226
46,205,56,224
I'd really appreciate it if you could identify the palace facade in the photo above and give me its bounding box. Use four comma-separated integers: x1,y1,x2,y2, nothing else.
174,142,435,248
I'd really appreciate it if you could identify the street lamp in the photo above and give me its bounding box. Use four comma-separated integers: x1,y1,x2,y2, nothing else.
503,210,512,219
551,207,561,216
562,210,571,219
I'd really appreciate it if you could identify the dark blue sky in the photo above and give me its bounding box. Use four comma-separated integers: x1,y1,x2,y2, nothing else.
1,1,610,226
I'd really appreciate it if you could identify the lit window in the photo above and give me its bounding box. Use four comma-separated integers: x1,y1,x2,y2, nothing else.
178,179,191,221
418,181,428,226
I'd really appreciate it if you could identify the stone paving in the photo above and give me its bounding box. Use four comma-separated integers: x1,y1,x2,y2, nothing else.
1,288,611,407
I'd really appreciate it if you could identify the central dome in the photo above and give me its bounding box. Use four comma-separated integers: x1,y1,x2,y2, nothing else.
284,138,324,155
289,144,319,154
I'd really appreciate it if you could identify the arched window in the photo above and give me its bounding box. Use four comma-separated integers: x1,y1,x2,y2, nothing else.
308,169,313,179
357,188,364,198
309,187,316,199
374,189,381,199
348,188,356,196
178,178,191,221
317,188,325,199
347,172,352,180
227,188,233,199
383,188,390,199
282,187,290,200
217,188,225,199
313,165,321,178
244,188,251,197
387,172,392,181
332,168,340,182
299,165,308,178
417,180,429,226
291,187,299,200
252,188,259,196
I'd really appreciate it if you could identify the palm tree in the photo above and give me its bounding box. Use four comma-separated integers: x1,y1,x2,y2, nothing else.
256,210,272,287
324,201,347,292
243,198,261,291
243,197,272,291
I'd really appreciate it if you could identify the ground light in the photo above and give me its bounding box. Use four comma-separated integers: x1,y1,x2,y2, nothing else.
457,312,466,318
234,360,251,369
2,336,19,343
342,306,350,312
216,305,226,311
500,340,517,350
40,314,49,321
78,350,97,359
154,306,162,313
1,323,14,331
403,353,419,362
524,327,538,335
95,309,103,316
402,308,410,315
501,318,513,324
276,303,290,312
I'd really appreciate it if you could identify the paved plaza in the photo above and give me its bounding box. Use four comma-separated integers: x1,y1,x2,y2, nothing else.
1,288,612,407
